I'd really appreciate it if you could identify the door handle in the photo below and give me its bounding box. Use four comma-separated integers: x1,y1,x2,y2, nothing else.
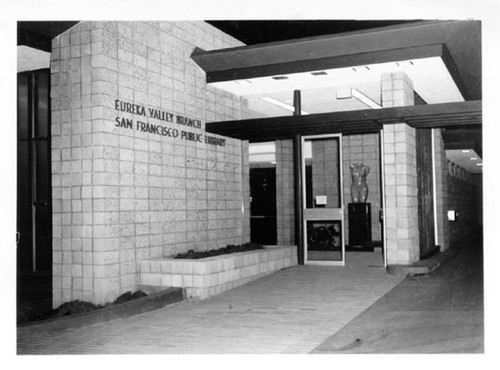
33,201,49,207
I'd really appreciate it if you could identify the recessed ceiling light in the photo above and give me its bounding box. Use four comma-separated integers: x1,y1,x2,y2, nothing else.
476,163,483,166
311,71,328,76
235,80,253,85
461,150,471,153
261,97,310,115
470,157,478,161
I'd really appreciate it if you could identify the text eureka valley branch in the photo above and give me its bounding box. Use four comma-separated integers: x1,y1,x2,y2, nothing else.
114,99,226,146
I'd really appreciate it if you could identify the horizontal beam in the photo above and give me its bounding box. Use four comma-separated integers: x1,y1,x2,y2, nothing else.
206,100,481,141
201,44,447,83
443,127,482,157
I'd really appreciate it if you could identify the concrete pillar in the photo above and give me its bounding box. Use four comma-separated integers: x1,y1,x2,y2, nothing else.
381,72,420,265
275,139,295,244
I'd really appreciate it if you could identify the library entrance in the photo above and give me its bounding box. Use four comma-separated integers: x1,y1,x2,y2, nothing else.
302,134,345,265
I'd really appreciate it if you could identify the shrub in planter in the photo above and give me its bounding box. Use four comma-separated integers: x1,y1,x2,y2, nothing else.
113,290,147,305
51,300,100,317
173,242,264,259
17,290,149,324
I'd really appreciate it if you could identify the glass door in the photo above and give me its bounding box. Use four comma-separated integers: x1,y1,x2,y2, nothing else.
302,134,344,265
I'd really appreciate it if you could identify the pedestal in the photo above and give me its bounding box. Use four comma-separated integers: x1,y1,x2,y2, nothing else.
347,203,373,251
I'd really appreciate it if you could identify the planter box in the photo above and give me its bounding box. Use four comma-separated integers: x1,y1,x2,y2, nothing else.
139,245,297,299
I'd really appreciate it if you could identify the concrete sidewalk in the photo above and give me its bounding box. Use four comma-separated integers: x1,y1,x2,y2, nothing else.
17,253,404,354
312,242,484,353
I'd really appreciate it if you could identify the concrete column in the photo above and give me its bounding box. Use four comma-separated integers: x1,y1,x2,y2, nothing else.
241,141,251,243
381,72,420,265
275,139,295,244
381,71,415,108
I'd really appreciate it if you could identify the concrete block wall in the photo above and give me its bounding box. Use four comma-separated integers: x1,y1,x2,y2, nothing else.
275,140,295,244
50,21,249,306
433,129,450,251
447,163,480,246
381,71,419,265
241,141,251,242
381,71,415,108
382,124,419,264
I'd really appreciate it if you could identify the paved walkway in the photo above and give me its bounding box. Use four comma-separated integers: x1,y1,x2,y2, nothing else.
18,252,404,354
312,241,484,353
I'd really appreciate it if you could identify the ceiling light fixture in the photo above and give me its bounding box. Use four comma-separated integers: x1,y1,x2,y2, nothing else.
461,150,471,153
470,157,478,161
311,71,328,76
476,163,483,166
352,89,382,109
261,97,310,115
235,80,253,85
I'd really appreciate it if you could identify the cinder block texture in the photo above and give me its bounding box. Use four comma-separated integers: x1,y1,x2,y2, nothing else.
446,159,481,246
381,71,415,108
139,246,297,299
275,140,295,245
51,21,249,307
381,72,419,265
382,123,419,265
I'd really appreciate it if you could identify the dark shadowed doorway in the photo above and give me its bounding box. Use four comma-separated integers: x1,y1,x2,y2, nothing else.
249,142,277,245
17,69,53,319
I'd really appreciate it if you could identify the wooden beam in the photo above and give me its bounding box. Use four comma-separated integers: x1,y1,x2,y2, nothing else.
203,45,446,83
292,91,304,264
206,100,481,141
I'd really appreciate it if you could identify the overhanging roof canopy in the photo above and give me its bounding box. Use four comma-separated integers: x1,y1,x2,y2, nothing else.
192,20,481,101
206,100,482,142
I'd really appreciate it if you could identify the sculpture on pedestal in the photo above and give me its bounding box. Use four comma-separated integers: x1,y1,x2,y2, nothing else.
350,163,370,203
